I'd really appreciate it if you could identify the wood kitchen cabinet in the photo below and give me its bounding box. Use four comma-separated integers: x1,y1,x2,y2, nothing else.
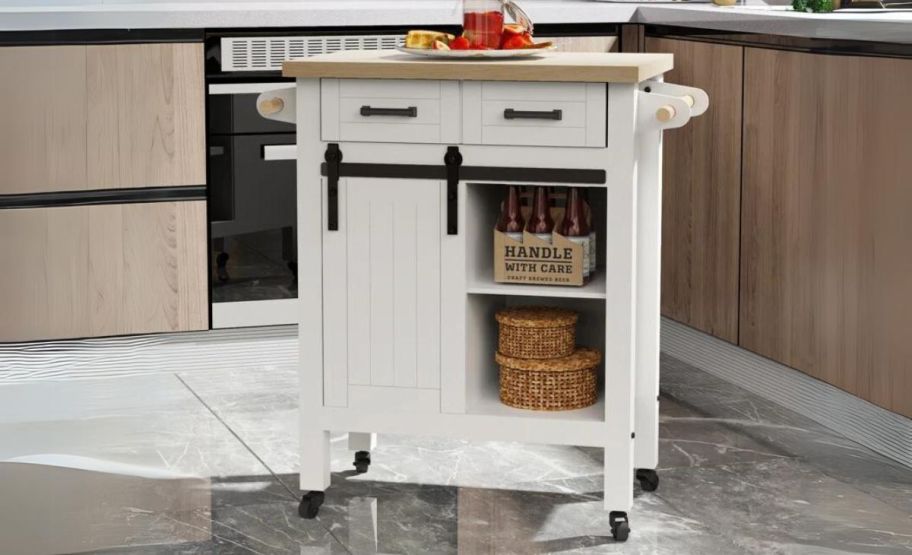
0,46,88,193
741,47,912,418
645,37,743,343
0,43,205,195
86,43,206,189
0,41,208,342
0,201,208,342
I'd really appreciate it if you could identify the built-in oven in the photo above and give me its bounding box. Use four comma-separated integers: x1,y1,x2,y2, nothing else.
205,32,406,328
207,81,298,328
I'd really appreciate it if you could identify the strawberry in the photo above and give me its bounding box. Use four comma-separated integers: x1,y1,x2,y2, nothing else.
502,34,531,50
450,36,471,50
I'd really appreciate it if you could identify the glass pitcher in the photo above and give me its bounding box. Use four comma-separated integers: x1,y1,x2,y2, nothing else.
462,0,532,49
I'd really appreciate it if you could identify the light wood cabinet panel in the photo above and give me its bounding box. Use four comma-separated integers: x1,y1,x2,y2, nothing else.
645,37,743,343
0,46,88,194
741,47,912,418
0,42,205,195
87,43,206,188
0,201,208,342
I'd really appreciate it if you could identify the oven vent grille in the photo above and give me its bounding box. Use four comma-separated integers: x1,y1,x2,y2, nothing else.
221,35,404,72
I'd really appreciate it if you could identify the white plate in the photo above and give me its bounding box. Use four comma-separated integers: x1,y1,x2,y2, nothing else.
396,46,555,59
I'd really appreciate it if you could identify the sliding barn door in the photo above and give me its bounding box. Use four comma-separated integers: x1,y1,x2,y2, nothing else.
322,177,442,412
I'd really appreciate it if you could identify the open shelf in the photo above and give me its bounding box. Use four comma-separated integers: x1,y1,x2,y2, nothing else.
466,294,606,423
466,375,605,422
467,272,606,299
465,182,607,301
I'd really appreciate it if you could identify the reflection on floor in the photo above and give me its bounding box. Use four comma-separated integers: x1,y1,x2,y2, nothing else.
0,354,910,554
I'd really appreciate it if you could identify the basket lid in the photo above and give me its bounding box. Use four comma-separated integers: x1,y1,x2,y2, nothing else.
495,347,601,372
494,306,578,328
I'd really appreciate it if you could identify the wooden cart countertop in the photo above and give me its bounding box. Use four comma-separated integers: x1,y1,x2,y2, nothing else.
282,50,673,84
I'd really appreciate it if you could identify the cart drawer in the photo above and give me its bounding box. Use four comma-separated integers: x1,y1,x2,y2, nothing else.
462,81,606,148
321,79,461,144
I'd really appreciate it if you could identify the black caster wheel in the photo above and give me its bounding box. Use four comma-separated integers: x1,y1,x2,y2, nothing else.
216,252,230,282
353,450,371,474
299,491,324,519
610,511,630,542
636,468,660,492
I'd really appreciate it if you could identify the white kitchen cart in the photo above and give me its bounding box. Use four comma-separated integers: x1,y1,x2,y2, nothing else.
261,50,707,542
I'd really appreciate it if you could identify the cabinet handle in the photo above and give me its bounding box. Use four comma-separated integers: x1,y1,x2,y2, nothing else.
503,108,562,121
261,144,296,161
360,106,418,118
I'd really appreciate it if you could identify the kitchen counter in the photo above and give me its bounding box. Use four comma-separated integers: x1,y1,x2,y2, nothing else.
1,0,911,44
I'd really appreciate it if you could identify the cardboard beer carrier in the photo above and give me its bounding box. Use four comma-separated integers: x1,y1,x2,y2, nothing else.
493,205,586,287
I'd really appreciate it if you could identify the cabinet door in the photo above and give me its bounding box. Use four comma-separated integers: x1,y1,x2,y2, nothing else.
741,48,912,418
0,43,205,195
0,201,208,342
0,46,88,194
645,37,743,343
87,43,206,189
323,178,442,412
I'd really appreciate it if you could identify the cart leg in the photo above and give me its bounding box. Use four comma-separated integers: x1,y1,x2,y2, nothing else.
299,428,331,519
347,432,376,452
348,432,375,474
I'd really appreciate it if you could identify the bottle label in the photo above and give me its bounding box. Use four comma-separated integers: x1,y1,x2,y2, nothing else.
567,236,590,278
588,231,597,274
505,232,523,243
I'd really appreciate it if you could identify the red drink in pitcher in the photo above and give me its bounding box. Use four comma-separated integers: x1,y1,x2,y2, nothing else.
463,0,504,49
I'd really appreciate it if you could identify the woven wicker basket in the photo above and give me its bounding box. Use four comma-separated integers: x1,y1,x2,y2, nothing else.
495,307,578,360
496,347,601,411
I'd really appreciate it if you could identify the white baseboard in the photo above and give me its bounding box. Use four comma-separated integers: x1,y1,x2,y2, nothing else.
661,317,912,469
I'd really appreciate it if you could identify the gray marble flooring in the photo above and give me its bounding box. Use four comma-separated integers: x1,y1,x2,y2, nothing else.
0,354,910,554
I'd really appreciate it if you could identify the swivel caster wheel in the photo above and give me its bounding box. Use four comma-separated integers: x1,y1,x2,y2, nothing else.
636,468,660,492
609,511,630,542
216,252,230,282
299,491,324,519
353,450,371,474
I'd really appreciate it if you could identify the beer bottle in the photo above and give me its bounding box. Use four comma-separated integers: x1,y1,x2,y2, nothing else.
557,187,590,280
581,188,597,276
495,185,525,242
525,186,554,243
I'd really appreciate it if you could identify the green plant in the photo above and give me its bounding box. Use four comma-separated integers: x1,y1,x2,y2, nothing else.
792,0,834,12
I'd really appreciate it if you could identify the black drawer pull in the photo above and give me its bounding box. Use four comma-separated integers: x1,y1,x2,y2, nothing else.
360,105,418,118
503,108,563,121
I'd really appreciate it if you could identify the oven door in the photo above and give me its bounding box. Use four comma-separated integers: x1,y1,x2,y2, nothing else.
208,83,299,328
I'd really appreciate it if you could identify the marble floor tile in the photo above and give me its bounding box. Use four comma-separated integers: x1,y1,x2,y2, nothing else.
0,374,267,478
654,458,912,554
661,355,912,515
4,347,912,554
309,472,741,555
